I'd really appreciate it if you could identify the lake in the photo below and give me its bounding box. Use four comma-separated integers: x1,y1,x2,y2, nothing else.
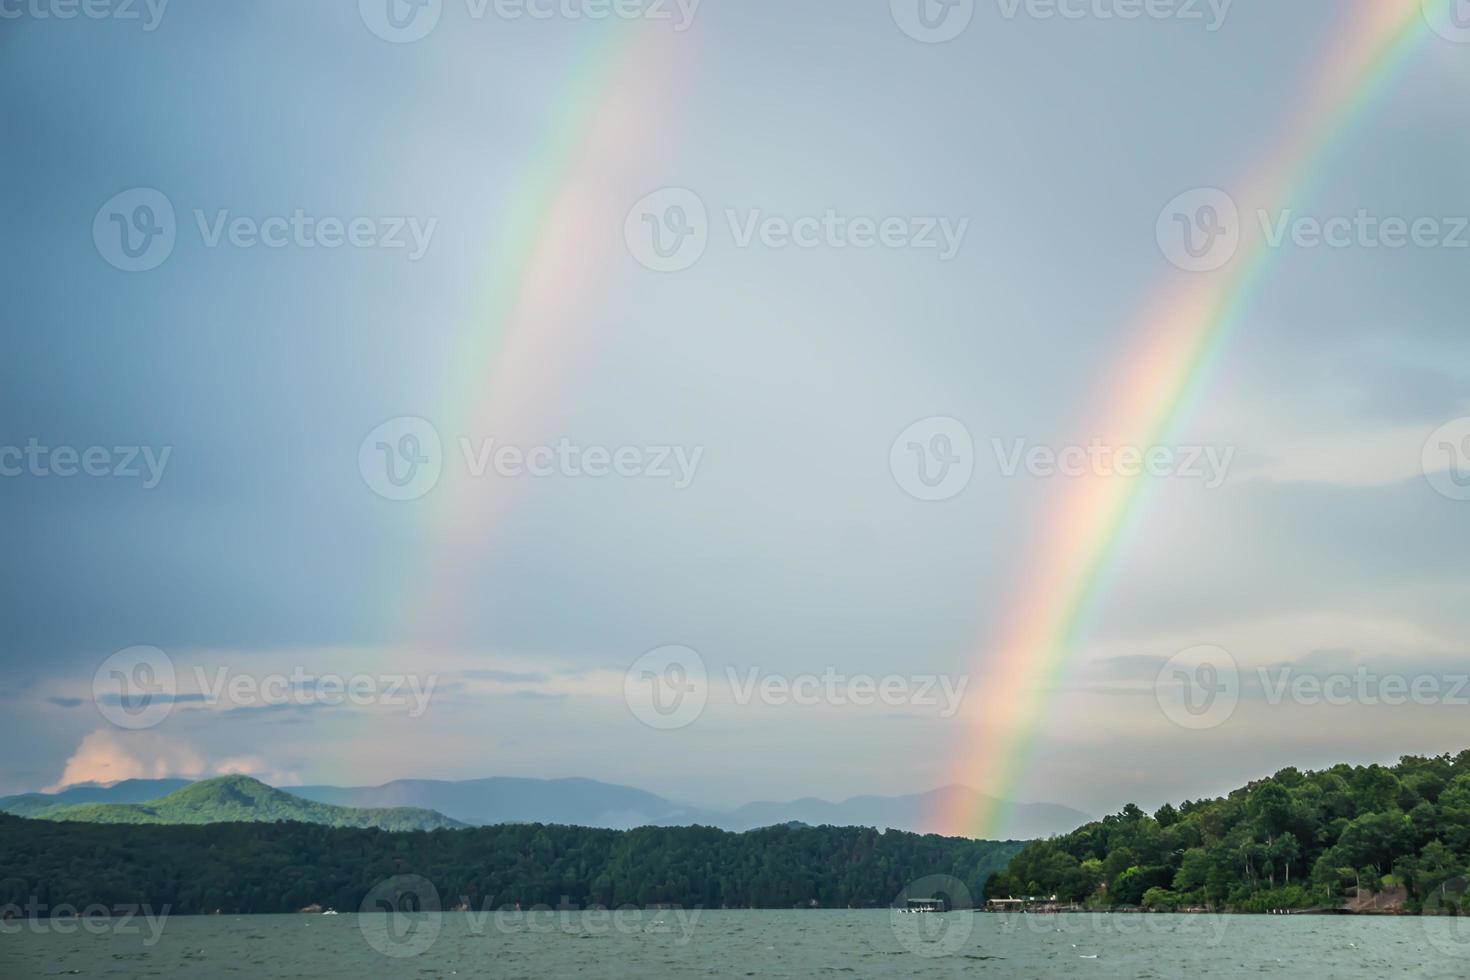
3,909,1467,978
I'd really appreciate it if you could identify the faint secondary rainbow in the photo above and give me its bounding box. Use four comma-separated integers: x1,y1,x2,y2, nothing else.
942,0,1450,839
332,19,699,784
391,22,698,650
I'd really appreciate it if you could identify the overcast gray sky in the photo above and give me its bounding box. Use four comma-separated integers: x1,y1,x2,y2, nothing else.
2,0,1468,821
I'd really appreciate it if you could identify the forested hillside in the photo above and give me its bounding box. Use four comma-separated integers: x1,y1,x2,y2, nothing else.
987,752,1470,913
0,816,1021,914
34,775,461,832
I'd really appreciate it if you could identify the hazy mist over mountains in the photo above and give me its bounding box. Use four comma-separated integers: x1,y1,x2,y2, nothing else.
2,775,1089,840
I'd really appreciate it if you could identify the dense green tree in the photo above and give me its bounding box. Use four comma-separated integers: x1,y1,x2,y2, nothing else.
985,752,1470,912
0,816,1021,915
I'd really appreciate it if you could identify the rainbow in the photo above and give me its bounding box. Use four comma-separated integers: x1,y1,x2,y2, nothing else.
341,20,697,784
396,20,699,648
941,0,1453,839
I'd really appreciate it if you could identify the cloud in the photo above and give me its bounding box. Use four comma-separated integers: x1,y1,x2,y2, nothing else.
94,692,209,706
0,679,37,700
1234,423,1441,489
45,696,83,708
459,669,552,684
45,729,207,792
43,729,295,792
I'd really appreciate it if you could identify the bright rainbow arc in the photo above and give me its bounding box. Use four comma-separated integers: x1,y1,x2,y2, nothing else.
943,0,1451,840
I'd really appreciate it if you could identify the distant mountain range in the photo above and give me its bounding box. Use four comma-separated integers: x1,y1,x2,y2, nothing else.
2,775,1089,839
17,775,463,831
703,786,1089,840
0,778,193,817
290,776,685,830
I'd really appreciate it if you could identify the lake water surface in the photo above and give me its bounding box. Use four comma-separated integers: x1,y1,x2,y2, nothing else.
4,909,1467,978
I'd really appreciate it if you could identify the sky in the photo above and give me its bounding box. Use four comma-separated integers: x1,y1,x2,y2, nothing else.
2,0,1468,823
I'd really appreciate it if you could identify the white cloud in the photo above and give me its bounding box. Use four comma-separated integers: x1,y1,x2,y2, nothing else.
1235,422,1436,488
44,729,293,792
